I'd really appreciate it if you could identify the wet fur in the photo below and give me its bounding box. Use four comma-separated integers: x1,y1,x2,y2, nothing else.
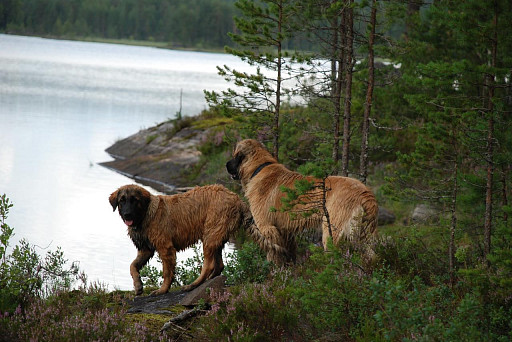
227,139,378,264
109,184,251,295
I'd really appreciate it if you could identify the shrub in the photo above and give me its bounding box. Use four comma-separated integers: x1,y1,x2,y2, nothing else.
139,263,162,288
290,243,374,339
0,195,81,313
223,241,272,285
174,244,204,286
203,269,298,341
374,228,450,284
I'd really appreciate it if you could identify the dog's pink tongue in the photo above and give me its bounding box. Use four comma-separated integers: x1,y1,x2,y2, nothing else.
124,219,133,227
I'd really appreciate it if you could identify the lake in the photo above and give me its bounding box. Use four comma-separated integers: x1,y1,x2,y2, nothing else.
0,34,246,290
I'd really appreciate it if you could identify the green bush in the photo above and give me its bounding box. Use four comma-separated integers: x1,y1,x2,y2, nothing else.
174,244,204,286
374,228,450,284
223,241,273,285
0,194,81,313
139,263,162,288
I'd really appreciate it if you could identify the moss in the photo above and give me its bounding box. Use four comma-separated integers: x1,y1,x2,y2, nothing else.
191,117,233,130
145,134,158,144
125,313,173,334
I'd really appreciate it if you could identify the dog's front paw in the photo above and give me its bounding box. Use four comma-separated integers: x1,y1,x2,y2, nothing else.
134,281,144,296
149,288,167,296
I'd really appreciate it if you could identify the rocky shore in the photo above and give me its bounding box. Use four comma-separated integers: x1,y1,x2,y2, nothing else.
100,115,231,194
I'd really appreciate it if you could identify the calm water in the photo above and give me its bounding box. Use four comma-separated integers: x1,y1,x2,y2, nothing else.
0,34,246,290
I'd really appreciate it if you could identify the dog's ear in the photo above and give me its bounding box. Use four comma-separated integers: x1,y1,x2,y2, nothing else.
140,189,151,211
109,190,119,211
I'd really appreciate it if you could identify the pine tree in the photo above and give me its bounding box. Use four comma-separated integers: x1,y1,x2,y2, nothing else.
340,0,354,177
388,0,512,281
205,0,299,161
359,0,377,184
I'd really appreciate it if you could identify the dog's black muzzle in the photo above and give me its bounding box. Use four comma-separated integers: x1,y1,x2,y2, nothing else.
226,154,243,180
226,160,240,180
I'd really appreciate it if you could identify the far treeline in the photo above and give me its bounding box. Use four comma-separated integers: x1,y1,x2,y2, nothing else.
0,0,238,48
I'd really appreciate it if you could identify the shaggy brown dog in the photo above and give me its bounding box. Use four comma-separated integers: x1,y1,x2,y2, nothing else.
109,184,251,295
226,139,378,264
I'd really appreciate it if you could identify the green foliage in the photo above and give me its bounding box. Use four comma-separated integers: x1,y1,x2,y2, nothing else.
0,194,14,262
144,134,157,145
199,239,512,340
139,263,162,288
164,115,196,139
375,227,450,283
488,219,512,293
223,241,272,285
173,244,204,287
0,195,81,313
290,244,372,338
202,269,299,341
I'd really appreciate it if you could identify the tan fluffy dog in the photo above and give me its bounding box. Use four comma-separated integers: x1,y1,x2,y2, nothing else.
109,184,250,295
226,139,378,264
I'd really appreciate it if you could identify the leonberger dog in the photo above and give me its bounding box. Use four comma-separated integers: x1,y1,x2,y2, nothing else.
226,139,378,264
109,184,250,295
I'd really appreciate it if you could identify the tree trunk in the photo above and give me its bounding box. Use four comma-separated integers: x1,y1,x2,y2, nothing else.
331,14,341,171
449,150,458,286
503,165,509,223
404,1,421,42
341,0,354,177
332,7,345,174
273,0,283,162
359,0,376,184
484,0,498,260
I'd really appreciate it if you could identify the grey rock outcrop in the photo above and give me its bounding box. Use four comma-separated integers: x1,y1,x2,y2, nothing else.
100,119,214,193
378,207,396,226
412,204,439,223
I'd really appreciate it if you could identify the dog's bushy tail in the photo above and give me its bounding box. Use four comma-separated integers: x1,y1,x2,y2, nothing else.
360,196,379,243
359,195,379,263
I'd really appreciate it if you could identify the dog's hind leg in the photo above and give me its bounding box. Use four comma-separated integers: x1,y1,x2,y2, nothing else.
130,249,154,296
183,244,217,292
208,245,225,280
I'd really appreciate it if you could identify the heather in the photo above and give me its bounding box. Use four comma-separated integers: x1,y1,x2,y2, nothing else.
1,285,165,342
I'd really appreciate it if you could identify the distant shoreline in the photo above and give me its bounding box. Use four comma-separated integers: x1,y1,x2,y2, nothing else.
1,32,227,54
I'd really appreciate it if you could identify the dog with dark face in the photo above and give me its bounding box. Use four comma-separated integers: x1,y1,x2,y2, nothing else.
227,139,378,265
109,184,251,295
